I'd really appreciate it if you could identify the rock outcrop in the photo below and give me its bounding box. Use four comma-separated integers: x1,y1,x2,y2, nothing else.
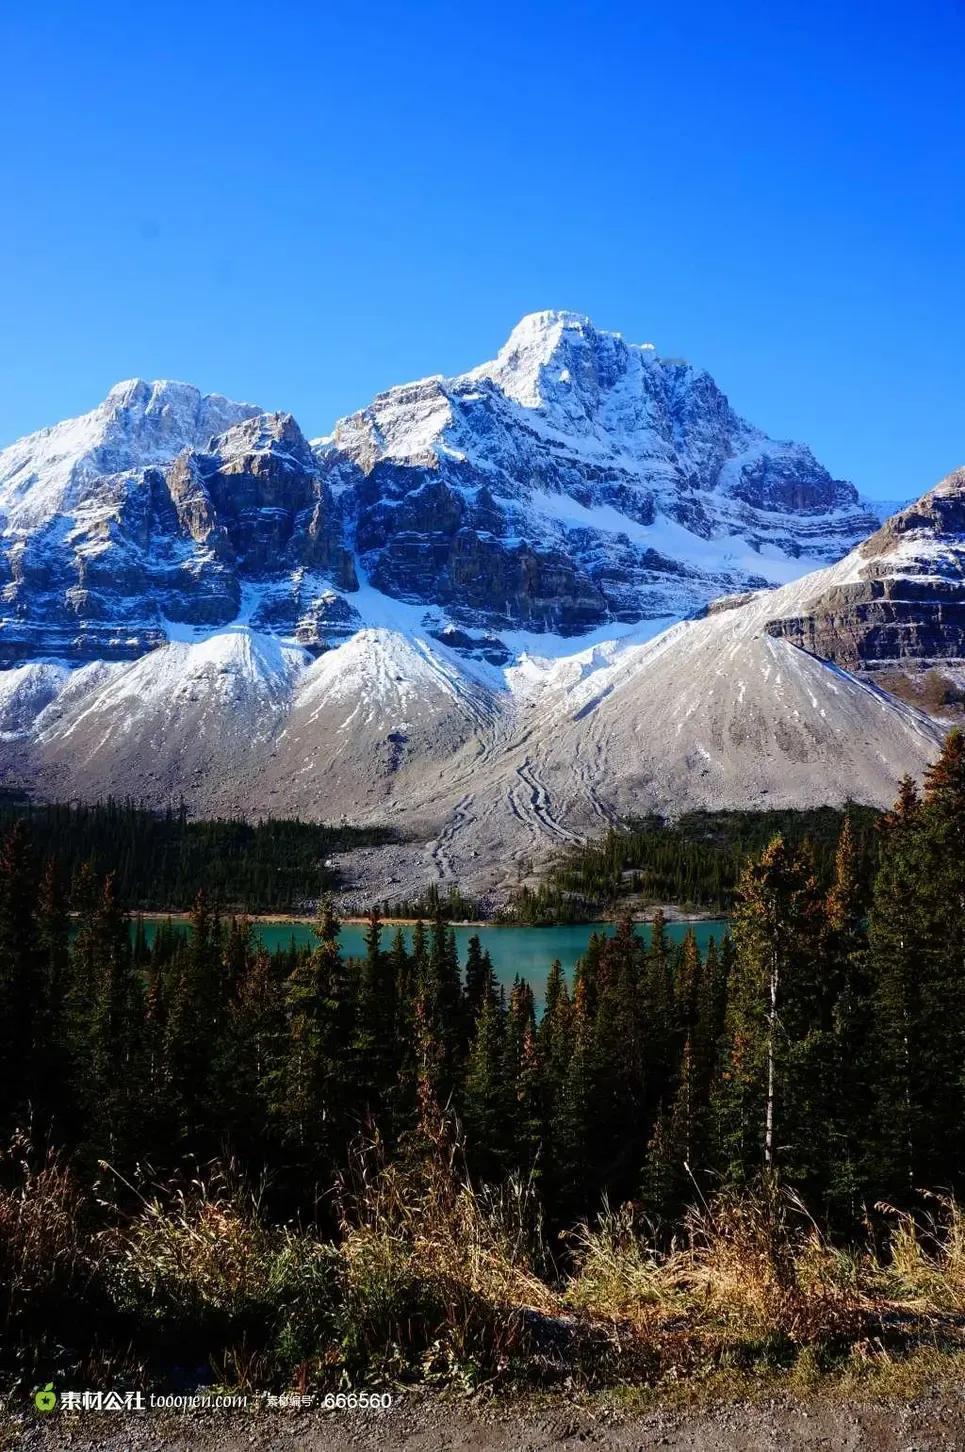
764,468,965,671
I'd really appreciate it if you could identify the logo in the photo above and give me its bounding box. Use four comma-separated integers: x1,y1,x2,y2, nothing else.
34,1384,57,1413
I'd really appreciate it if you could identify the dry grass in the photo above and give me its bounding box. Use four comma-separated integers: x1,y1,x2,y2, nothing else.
564,1183,945,1356
96,1162,341,1382
336,1109,559,1382
870,1192,965,1314
6,1124,965,1396
564,1200,685,1327
0,1133,90,1318
0,1132,98,1381
680,1187,865,1343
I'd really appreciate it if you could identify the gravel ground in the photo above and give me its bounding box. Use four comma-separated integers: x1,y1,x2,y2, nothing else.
10,1385,965,1452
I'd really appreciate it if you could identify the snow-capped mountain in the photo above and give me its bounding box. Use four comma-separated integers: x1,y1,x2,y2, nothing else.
1,311,879,666
321,310,878,633
0,390,355,664
0,311,956,899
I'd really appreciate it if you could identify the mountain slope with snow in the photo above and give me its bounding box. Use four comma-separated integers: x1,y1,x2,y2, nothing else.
0,312,957,901
321,310,878,633
0,311,880,667
765,467,965,671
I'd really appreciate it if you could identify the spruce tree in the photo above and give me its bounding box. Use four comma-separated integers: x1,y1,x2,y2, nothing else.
34,858,72,1129
88,873,144,1159
866,778,925,1193
356,908,396,1106
463,984,509,1181
276,900,355,1166
0,822,41,1123
715,837,829,1190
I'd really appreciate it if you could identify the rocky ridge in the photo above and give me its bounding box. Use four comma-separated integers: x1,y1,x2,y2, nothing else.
765,468,965,671
1,312,879,664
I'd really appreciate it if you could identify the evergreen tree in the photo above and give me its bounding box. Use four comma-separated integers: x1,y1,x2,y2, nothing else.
88,873,144,1157
355,909,396,1109
825,816,872,1210
464,934,491,1028
463,984,509,1181
555,976,595,1215
715,837,830,1190
425,912,463,1102
34,858,72,1128
866,778,925,1193
275,900,355,1167
0,822,41,1123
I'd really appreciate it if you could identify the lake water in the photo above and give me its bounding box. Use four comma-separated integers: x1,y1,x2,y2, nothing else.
142,917,727,1008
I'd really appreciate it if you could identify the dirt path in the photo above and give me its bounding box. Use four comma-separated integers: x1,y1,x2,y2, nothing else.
13,1385,965,1451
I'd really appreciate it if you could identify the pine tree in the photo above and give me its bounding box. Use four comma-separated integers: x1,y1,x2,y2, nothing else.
555,976,595,1215
645,1034,702,1218
88,873,144,1158
674,929,702,1037
715,837,829,1189
866,778,925,1193
163,890,224,1140
463,984,509,1181
592,914,648,1196
464,934,490,1028
868,738,965,1193
276,900,355,1165
643,909,675,1119
918,732,965,1181
513,1019,544,1176
537,960,571,1106
356,908,396,1106
218,948,284,1161
34,858,72,1128
0,822,42,1124
824,816,872,1210
425,912,463,1102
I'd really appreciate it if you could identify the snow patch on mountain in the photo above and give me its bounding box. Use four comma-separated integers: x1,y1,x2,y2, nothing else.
0,663,71,738
0,380,260,531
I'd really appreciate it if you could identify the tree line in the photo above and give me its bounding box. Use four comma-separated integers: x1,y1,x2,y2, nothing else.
0,796,394,913
505,803,882,921
0,734,962,1236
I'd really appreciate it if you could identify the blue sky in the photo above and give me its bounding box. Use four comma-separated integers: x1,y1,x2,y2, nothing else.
1,0,963,499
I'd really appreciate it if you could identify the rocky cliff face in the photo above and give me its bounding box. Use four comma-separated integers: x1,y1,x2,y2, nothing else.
321,311,877,633
0,393,355,663
0,312,881,664
764,469,965,671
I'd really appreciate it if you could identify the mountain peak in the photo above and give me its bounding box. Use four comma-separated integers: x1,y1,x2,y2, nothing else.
471,310,633,408
0,380,260,531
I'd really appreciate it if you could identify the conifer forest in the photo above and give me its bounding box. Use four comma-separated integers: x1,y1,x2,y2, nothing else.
2,733,965,1393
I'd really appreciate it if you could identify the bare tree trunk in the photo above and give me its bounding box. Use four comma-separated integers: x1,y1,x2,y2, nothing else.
765,955,779,1172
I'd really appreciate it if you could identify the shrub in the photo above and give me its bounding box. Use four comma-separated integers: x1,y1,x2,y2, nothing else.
98,1162,341,1379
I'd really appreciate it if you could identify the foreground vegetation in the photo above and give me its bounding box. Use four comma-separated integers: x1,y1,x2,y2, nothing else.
1,733,964,1397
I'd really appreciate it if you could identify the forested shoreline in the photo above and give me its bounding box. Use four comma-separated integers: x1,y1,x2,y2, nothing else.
1,734,964,1394
503,803,883,921
0,796,396,914
0,794,888,923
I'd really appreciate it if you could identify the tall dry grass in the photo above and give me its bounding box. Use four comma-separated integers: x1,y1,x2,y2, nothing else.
336,1108,559,1382
5,1121,965,1393
0,1131,96,1376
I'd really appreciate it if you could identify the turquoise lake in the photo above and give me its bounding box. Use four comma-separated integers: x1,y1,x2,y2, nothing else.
142,918,728,1008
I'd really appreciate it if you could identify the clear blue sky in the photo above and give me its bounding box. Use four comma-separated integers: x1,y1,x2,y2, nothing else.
2,0,964,499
